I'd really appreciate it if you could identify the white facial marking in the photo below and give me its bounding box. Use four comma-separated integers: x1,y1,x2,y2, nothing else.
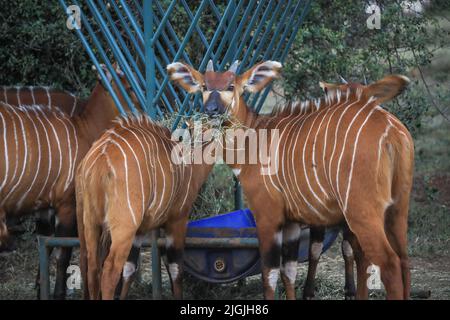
310,242,323,260
232,168,241,177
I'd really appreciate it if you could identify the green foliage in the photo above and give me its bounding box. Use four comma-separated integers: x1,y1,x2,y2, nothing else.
282,0,449,135
0,0,96,96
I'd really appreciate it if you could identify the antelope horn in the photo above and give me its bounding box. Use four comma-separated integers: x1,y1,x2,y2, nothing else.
363,74,368,85
206,59,214,72
338,74,348,84
229,60,240,74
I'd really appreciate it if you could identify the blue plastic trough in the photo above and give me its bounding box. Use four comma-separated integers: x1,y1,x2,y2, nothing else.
183,209,340,283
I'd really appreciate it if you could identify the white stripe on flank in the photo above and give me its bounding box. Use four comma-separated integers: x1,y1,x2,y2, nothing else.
70,93,77,116
17,111,42,209
29,86,36,105
1,106,29,205
343,106,378,212
109,139,138,226
46,87,51,108
0,111,10,191
16,87,21,106
32,109,53,200
377,122,392,169
335,98,374,206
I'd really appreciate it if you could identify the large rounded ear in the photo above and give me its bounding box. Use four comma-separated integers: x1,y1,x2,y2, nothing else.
365,75,410,104
167,62,203,93
237,61,282,93
94,63,113,83
319,81,342,95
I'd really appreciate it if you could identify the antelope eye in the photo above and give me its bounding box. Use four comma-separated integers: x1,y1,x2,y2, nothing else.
226,84,235,91
202,84,208,91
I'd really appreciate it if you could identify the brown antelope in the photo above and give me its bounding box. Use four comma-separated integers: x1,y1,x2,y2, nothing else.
0,86,87,251
1,86,86,116
0,63,134,299
75,75,220,299
168,60,414,300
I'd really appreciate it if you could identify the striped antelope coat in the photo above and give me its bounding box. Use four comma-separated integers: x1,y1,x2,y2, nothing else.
76,115,218,300
0,64,132,299
1,86,86,116
168,60,414,300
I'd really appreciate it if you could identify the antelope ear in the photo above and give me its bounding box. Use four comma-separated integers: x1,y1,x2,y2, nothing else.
365,75,410,104
238,61,282,93
114,62,125,78
319,81,341,94
95,64,113,83
167,62,203,93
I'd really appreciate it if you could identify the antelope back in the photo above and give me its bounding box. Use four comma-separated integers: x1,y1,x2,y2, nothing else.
1,86,86,116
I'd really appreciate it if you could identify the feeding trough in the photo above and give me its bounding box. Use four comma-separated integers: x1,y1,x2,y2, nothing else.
183,209,340,283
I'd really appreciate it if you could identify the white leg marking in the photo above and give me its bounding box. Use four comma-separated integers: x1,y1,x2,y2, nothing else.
168,263,179,280
310,242,323,260
342,240,353,257
122,262,136,280
268,268,280,291
282,261,298,285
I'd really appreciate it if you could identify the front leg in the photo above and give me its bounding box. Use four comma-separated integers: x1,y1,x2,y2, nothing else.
342,224,356,299
53,202,77,300
164,214,189,300
280,222,301,300
303,226,325,300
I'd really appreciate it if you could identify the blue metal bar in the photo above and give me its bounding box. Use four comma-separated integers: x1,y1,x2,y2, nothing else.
108,0,145,64
152,0,209,106
180,0,211,51
151,0,177,46
219,0,257,70
117,0,144,44
59,0,127,115
96,0,145,87
169,0,243,127
145,0,157,117
86,0,146,110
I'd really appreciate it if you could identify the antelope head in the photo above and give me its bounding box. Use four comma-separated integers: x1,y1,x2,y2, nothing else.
167,60,282,120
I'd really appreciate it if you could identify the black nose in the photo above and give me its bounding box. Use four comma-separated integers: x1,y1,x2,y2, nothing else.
205,103,219,115
205,91,222,116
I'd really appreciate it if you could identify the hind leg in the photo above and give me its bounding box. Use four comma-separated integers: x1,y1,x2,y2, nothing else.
342,224,356,299
280,222,301,300
346,204,403,300
164,214,189,300
345,229,370,299
101,227,136,300
0,209,9,250
303,226,324,300
385,200,411,299
116,243,141,300
34,208,56,299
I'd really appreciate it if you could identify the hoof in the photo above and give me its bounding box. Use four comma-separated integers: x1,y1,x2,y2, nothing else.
345,295,356,300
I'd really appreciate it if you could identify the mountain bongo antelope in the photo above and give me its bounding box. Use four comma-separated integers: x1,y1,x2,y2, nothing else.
0,86,87,250
0,63,134,299
168,60,414,300
76,67,221,298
